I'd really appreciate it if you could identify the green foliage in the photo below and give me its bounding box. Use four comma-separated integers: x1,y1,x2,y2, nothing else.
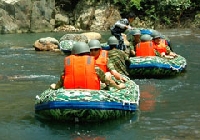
113,0,142,11
160,0,191,8
161,0,191,26
162,16,171,25
130,0,142,9
138,0,192,27
54,0,198,28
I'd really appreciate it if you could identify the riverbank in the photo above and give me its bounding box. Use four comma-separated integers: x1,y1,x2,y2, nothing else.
1,0,199,34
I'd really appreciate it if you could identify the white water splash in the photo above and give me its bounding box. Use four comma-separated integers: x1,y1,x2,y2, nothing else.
9,75,57,80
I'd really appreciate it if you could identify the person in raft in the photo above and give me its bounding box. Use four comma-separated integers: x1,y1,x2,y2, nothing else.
151,31,177,59
88,39,128,82
107,36,131,77
50,42,126,90
135,34,158,57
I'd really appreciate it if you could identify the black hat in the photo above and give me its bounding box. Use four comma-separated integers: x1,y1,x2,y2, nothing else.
128,12,136,18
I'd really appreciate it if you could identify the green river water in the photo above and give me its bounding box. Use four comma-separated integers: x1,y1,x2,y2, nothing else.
0,29,200,140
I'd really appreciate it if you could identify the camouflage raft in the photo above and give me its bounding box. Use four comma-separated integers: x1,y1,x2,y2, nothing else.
35,79,140,122
129,55,187,78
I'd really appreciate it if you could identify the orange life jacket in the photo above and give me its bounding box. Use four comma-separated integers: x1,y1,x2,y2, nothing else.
135,41,155,56
154,39,167,54
95,50,108,72
63,55,100,90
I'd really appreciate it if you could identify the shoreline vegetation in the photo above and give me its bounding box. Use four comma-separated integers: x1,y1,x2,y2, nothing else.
55,0,200,31
0,0,199,34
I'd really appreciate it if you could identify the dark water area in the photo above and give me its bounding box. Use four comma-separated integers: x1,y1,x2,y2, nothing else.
0,29,200,140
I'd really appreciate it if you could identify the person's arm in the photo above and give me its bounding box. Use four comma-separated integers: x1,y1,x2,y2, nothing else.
110,69,127,82
95,66,126,89
95,66,106,83
165,46,177,57
50,70,64,90
108,78,126,90
130,45,136,56
107,59,127,82
165,46,171,55
154,48,161,57
122,50,131,67
115,19,130,29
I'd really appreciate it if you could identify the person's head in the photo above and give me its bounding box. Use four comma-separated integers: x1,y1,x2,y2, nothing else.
127,12,136,23
140,34,152,42
107,36,119,50
88,39,101,59
71,42,90,55
151,31,161,44
132,29,141,42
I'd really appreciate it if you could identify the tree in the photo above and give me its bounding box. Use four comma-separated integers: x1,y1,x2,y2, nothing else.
160,0,191,27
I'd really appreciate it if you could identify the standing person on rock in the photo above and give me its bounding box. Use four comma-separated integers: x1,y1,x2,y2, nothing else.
110,12,136,51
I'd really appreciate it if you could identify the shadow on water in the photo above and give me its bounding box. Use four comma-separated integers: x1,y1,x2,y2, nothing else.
34,110,140,140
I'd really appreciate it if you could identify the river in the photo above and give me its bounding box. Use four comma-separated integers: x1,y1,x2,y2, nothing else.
0,29,200,140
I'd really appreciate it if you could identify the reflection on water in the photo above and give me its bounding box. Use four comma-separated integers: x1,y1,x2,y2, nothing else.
0,29,200,139
139,80,160,112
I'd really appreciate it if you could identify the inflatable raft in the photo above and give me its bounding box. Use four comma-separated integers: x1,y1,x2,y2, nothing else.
35,79,140,122
128,55,187,78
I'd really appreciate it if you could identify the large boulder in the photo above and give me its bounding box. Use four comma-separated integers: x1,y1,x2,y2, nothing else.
74,1,121,31
55,14,69,25
33,37,59,51
0,0,55,34
59,34,88,42
81,32,101,41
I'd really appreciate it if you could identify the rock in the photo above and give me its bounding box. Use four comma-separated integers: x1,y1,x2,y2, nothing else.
33,37,59,51
81,32,101,41
55,14,69,24
39,37,59,45
54,25,80,32
0,0,55,34
59,34,88,42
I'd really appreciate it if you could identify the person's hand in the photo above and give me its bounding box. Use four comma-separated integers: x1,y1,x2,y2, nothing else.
50,83,56,89
170,52,178,57
164,55,174,59
126,25,132,30
50,81,62,90
127,26,136,30
117,83,126,89
120,77,128,82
